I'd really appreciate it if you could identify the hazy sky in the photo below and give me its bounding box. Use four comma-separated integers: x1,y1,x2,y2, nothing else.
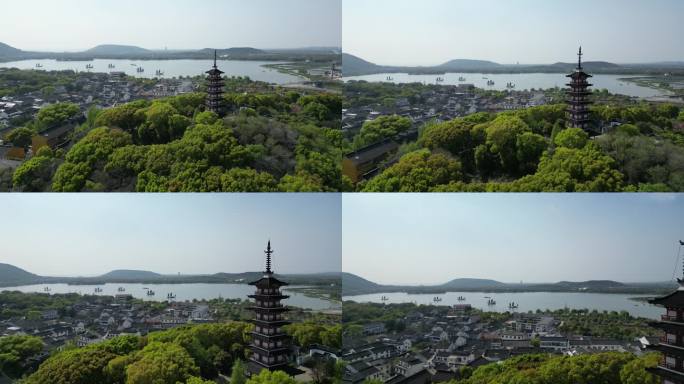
343,194,684,285
1,0,341,51
343,0,684,66
1,194,341,276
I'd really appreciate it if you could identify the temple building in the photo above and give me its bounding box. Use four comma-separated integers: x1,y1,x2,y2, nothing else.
647,244,684,384
566,47,593,133
247,241,294,375
205,50,225,116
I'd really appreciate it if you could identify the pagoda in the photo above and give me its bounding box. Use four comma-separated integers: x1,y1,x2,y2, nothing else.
565,46,593,133
247,241,293,374
205,50,225,116
647,241,684,384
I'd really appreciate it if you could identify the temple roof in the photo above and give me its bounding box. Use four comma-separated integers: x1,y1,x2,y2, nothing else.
649,289,684,308
249,275,289,287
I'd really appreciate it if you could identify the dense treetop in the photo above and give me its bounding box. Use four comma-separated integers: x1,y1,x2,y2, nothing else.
8,84,345,192
353,101,684,192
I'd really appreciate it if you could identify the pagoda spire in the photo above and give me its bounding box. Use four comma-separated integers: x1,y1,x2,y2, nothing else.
577,46,583,70
264,240,273,274
214,49,217,69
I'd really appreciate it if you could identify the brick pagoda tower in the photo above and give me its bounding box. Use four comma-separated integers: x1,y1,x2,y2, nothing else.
205,50,225,116
647,240,684,384
247,241,293,374
566,46,593,133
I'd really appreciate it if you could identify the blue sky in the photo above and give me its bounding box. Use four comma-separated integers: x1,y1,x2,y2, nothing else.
343,194,684,285
1,194,341,276
343,0,684,65
1,0,341,51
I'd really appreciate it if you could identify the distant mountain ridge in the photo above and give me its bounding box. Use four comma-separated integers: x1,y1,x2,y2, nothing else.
0,42,22,56
341,272,674,296
98,269,163,280
0,263,41,285
84,44,152,55
342,52,684,76
0,263,339,287
439,59,503,70
0,42,338,62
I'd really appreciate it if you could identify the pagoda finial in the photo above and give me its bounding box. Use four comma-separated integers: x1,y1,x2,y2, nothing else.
577,46,583,70
264,240,273,274
213,50,217,69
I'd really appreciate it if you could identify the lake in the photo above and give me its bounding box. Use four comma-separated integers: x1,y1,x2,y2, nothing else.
344,291,662,319
2,283,338,310
0,59,303,84
343,72,669,98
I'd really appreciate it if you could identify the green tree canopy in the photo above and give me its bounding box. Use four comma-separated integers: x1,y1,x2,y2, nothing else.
362,149,462,192
353,115,412,149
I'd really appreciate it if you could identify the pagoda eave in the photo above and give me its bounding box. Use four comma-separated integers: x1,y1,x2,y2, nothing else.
250,345,291,354
248,294,290,300
647,343,684,358
248,306,289,312
647,366,684,384
250,319,291,326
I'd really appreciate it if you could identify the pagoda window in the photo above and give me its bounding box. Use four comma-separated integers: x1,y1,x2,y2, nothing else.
667,333,677,344
666,356,677,369
667,309,678,320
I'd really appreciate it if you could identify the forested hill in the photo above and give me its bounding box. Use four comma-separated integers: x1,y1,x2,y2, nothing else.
341,272,675,295
0,263,42,285
0,42,338,61
342,52,684,76
0,263,340,287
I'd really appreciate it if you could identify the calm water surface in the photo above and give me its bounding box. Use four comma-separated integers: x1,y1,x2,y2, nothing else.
344,72,669,98
0,59,303,84
344,291,662,319
2,283,337,310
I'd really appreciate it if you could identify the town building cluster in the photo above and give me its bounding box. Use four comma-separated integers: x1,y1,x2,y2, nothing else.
342,306,644,384
0,294,213,370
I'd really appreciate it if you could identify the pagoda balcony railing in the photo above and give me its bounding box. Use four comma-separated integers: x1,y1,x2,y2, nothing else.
253,353,287,365
254,326,284,335
256,315,284,322
256,288,281,295
659,335,680,345
659,355,678,370
253,338,287,349
662,314,683,322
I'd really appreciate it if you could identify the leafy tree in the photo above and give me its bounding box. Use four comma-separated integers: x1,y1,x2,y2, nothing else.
52,127,132,192
219,168,278,192
353,115,412,149
230,359,247,384
362,149,462,192
509,144,624,192
278,171,327,192
95,100,149,132
36,102,79,130
554,128,589,149
0,335,43,378
619,353,660,384
246,370,297,384
125,342,199,384
12,155,60,192
5,127,34,149
24,346,117,384
484,115,531,173
516,132,547,174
